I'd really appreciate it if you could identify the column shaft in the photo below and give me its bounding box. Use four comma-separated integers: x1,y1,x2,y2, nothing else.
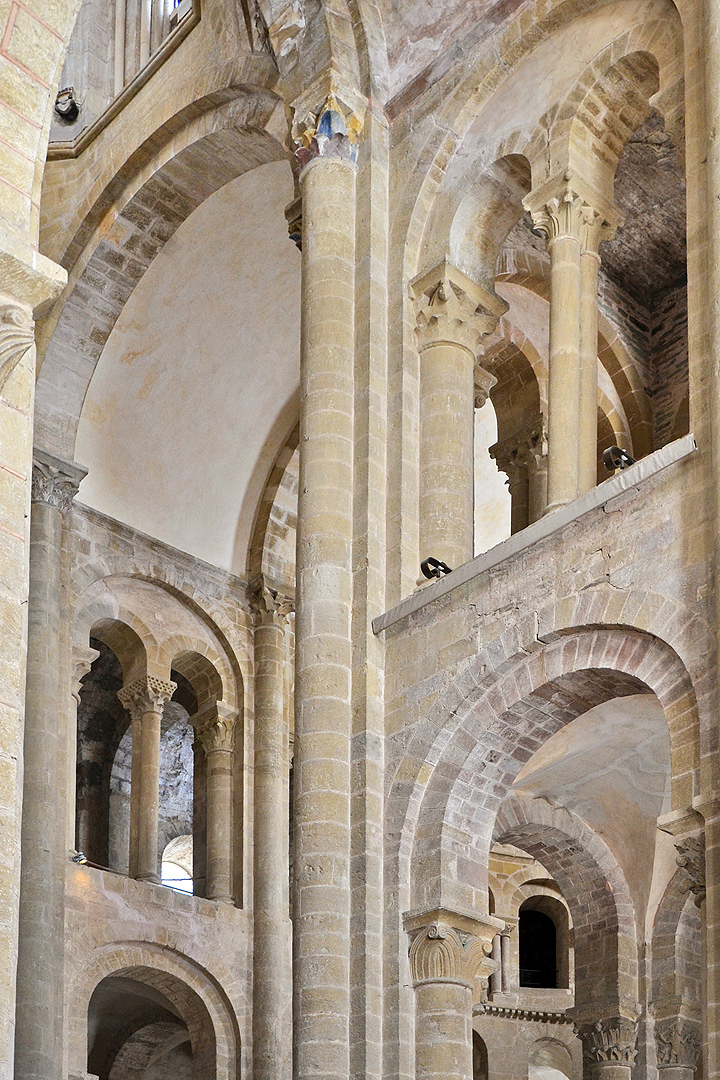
254,605,292,1080
489,934,501,996
205,745,233,902
137,705,162,882
15,499,64,1080
419,341,475,567
128,712,142,878
415,981,473,1080
578,249,600,495
546,233,582,511
702,811,720,1078
500,931,511,993
294,150,356,1080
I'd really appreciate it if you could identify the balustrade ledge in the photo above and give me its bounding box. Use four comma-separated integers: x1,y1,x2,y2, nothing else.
372,433,697,635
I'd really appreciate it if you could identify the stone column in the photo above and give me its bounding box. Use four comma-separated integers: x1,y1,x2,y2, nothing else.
195,701,237,903
404,908,502,1080
117,675,176,883
291,92,361,1080
490,420,548,532
15,451,86,1080
575,1016,638,1080
524,177,617,511
489,934,502,996
412,261,506,569
674,825,711,1078
500,925,513,993
578,211,618,495
252,584,294,1080
490,440,528,535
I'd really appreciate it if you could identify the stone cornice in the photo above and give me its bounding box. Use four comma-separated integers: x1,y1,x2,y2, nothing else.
473,1003,573,1023
31,449,88,513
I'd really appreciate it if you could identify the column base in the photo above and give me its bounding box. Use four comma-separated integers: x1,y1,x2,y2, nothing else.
135,872,161,884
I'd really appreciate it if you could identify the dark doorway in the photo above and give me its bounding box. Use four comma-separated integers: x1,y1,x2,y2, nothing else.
519,909,557,988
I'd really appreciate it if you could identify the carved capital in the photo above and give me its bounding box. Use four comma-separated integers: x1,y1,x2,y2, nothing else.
250,580,294,626
404,907,502,986
0,301,34,394
117,675,176,720
474,365,498,409
194,701,237,754
655,1017,702,1068
31,449,87,513
675,835,706,904
412,261,508,358
71,643,100,703
576,1017,638,1067
523,173,620,250
293,84,364,170
490,418,548,481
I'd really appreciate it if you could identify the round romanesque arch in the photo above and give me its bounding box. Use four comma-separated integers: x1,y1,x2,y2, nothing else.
67,942,241,1079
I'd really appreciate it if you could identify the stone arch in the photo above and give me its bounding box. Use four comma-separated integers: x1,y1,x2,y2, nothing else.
495,793,638,1007
245,419,300,586
166,640,235,712
528,1037,574,1080
67,942,240,1079
391,619,703,934
651,868,702,1012
35,89,290,460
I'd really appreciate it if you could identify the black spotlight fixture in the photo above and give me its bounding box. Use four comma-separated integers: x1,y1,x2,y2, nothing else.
603,445,636,472
420,557,453,580
54,87,79,123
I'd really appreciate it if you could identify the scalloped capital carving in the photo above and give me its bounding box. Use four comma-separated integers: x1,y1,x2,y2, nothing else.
404,907,502,986
117,675,176,719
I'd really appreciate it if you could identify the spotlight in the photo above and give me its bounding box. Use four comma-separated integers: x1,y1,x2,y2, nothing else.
603,446,636,472
71,851,88,864
420,557,453,580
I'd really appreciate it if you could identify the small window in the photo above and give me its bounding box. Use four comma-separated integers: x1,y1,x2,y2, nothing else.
519,908,557,988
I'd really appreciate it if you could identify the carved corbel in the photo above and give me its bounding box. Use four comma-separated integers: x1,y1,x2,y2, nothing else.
71,643,100,704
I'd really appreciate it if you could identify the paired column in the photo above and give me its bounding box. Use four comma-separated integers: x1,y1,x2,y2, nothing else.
117,675,176,883
412,261,506,569
404,908,502,1080
194,701,237,903
524,176,618,510
15,451,86,1080
292,92,360,1080
252,584,294,1080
